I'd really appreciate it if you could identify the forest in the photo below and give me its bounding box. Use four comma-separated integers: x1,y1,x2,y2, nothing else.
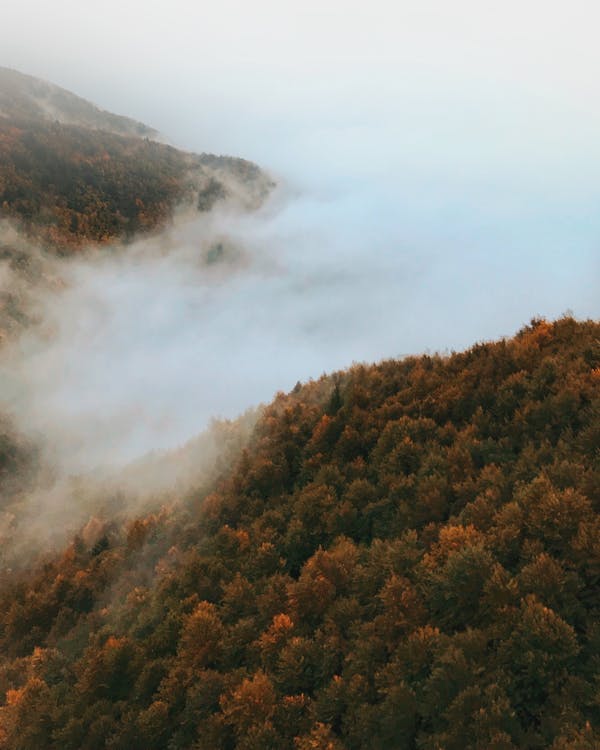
0,115,268,250
0,67,273,352
0,67,271,252
0,316,598,749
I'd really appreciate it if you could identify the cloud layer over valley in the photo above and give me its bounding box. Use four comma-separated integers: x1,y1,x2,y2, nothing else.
0,168,597,477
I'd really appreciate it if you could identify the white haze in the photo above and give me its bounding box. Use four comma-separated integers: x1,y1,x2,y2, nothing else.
0,0,599,473
1,178,597,473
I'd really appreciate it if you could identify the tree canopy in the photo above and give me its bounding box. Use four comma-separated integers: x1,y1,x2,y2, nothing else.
0,316,598,748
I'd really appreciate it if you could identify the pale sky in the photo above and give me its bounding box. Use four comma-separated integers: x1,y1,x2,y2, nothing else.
3,0,600,164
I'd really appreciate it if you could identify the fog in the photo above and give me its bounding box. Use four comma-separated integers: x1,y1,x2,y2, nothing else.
1,178,597,473
0,1,599,472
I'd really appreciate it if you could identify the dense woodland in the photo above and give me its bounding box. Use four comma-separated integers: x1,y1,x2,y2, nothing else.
0,317,598,749
0,117,193,247
0,68,271,352
0,116,267,249
0,68,270,250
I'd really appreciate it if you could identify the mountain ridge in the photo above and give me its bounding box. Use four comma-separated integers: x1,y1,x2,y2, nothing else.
0,66,159,140
0,68,274,251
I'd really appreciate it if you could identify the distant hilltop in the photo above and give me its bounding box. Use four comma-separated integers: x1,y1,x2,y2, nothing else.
0,66,159,139
0,67,274,250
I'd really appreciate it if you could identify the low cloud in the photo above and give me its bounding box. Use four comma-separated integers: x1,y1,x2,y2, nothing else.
1,171,598,477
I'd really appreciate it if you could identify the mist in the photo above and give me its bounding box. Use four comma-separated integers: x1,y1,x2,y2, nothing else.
1,175,597,475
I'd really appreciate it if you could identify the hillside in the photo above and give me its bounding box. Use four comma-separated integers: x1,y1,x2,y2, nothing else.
0,68,158,139
0,68,273,250
0,317,598,749
0,68,274,350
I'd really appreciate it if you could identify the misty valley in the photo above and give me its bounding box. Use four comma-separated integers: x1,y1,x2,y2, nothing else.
0,66,598,750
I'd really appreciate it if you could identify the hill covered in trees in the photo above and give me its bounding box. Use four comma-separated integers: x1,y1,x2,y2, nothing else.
0,67,274,351
0,316,598,749
0,68,273,250
0,67,159,139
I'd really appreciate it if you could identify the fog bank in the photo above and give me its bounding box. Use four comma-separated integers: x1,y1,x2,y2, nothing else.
0,173,597,474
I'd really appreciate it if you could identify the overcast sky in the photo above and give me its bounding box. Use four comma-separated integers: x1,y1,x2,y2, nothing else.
3,1,600,166
1,1,599,467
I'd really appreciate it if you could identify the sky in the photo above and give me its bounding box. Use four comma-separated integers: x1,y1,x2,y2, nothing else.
4,1,600,169
1,1,599,469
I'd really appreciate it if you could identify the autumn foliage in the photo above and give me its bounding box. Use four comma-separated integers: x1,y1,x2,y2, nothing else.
0,115,267,250
0,317,599,748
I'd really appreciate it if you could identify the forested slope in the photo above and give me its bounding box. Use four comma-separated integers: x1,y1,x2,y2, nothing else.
0,117,269,250
0,67,158,139
0,68,272,250
0,67,273,358
0,317,598,749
